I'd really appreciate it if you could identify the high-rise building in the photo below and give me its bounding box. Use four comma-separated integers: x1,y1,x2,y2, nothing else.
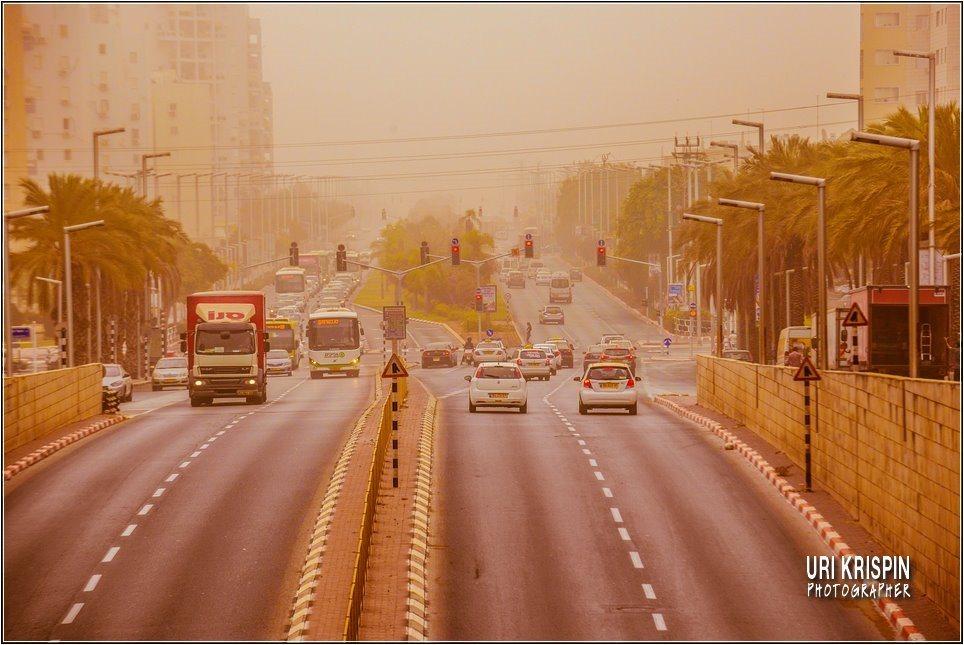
860,4,961,124
2,4,274,245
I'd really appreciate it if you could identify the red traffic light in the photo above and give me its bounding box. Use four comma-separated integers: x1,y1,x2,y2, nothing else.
452,245,459,253
475,294,482,301
525,240,533,248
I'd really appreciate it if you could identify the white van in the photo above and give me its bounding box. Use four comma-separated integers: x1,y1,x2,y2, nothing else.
548,273,572,303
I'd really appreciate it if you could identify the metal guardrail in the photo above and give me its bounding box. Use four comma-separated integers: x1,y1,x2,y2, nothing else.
343,376,408,640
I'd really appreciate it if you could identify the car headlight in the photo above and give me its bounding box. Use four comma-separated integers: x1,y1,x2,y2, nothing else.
247,378,257,385
194,380,204,386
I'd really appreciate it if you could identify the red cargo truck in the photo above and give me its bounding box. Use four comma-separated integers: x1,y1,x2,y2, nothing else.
182,291,269,406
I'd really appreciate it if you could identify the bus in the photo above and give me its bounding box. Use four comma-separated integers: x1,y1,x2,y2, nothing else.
274,266,307,309
307,308,363,378
265,318,302,368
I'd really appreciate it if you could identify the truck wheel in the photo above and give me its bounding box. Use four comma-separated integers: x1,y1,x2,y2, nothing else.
246,396,259,405
190,397,202,408
310,371,321,380
152,385,160,392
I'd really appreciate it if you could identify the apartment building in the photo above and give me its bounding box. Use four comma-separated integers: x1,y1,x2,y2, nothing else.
2,4,274,243
861,4,961,124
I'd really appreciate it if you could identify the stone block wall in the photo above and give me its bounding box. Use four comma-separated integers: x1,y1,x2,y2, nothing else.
697,356,960,624
4,364,103,452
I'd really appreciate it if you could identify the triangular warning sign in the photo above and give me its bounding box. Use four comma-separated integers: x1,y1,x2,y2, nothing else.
842,302,868,327
381,353,409,378
793,356,821,382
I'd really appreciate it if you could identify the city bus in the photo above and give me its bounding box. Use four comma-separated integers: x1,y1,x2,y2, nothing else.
274,266,307,309
307,308,363,378
265,318,302,368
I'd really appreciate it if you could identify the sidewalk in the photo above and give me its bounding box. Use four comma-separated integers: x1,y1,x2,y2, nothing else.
656,394,959,641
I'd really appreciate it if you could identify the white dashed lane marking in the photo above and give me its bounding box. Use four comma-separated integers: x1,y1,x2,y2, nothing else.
582,448,591,455
618,527,631,541
121,524,136,537
653,613,667,631
602,487,613,498
610,508,623,523
642,584,656,599
165,474,178,483
190,451,201,458
62,603,84,624
577,439,586,446
102,547,119,563
630,551,644,569
83,575,101,592
589,459,598,467
179,461,191,469
137,504,153,516
594,471,605,481
152,488,165,498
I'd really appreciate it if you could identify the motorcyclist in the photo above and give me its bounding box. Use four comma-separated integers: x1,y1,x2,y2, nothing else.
461,337,475,365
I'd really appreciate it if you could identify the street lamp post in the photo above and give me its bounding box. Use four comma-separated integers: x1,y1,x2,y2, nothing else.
64,220,106,367
649,164,674,284
770,172,828,370
92,127,125,183
140,152,171,198
851,131,921,378
683,213,724,357
718,198,767,364
732,119,765,157
894,50,936,284
826,92,865,285
710,141,739,175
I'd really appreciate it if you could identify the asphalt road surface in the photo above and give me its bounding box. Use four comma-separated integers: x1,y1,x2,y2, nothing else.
415,257,890,640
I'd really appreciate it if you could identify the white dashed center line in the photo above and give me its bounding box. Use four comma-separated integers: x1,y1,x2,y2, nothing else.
200,443,210,450
83,574,101,592
121,524,136,537
602,487,613,498
594,471,605,481
582,448,592,455
137,504,153,516
102,546,119,563
610,508,623,523
62,603,84,624
653,613,667,631
179,461,191,468
190,451,201,458
152,488,165,498
165,474,178,483
630,551,644,569
216,431,226,436
618,527,631,541
642,584,656,599
589,458,598,467
577,439,586,446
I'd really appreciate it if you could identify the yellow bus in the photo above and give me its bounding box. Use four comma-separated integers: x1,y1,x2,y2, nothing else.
265,318,302,369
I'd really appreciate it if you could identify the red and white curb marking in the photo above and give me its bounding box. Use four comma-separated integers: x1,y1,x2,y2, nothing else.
285,376,383,642
653,396,925,641
4,415,128,481
405,394,438,641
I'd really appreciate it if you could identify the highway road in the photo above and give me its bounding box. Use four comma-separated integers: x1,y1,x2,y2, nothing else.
3,291,383,640
414,257,891,640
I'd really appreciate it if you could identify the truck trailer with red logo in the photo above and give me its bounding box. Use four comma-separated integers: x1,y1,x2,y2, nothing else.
182,291,269,406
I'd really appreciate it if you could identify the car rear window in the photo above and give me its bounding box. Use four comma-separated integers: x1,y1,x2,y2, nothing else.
550,278,569,288
545,307,562,314
587,366,631,380
520,350,545,359
476,366,522,379
155,358,186,369
476,342,501,350
604,348,629,356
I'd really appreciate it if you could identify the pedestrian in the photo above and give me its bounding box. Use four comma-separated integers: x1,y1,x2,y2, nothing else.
787,344,804,368
525,322,532,344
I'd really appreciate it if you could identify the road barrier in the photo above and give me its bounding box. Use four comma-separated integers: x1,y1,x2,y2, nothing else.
696,355,960,624
343,376,408,640
4,364,103,452
102,390,120,414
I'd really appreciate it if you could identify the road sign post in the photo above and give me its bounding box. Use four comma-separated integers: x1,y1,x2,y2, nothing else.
793,356,821,491
842,302,868,372
382,353,409,489
383,306,406,341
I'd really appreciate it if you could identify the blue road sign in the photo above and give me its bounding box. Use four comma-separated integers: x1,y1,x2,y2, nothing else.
452,237,459,245
12,326,31,340
663,338,672,348
486,329,494,337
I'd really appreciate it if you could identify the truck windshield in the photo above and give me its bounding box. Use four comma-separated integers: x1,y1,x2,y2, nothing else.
309,318,359,350
196,329,256,355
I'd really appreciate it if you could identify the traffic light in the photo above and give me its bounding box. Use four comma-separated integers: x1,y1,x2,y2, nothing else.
524,239,534,259
451,241,460,266
289,242,299,266
511,247,520,257
420,241,429,265
596,242,606,266
336,244,347,272
475,293,483,312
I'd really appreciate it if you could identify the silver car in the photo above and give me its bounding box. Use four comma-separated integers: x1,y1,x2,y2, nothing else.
573,362,638,415
514,348,552,381
266,349,293,376
151,356,188,390
102,363,133,402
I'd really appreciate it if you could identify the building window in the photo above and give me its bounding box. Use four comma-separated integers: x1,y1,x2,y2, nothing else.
875,50,898,66
64,149,72,161
874,87,900,103
875,12,900,28
59,24,68,38
98,43,106,55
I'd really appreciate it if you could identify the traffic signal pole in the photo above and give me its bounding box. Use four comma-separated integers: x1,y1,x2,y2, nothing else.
429,250,517,340
600,253,665,332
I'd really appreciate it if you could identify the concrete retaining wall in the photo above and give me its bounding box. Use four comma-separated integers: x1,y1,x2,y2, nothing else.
4,364,103,452
697,356,960,623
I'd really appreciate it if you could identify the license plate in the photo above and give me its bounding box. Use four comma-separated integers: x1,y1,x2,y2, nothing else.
601,382,619,390
526,361,541,366
163,378,176,382
238,389,257,396
432,357,440,362
488,392,508,399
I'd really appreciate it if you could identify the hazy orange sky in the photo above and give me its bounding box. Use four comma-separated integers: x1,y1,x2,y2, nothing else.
249,3,859,217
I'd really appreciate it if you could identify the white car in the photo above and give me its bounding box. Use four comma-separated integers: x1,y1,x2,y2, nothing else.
513,348,552,381
464,362,528,413
600,334,627,345
574,362,638,415
535,270,552,286
102,363,133,402
266,349,293,376
473,341,507,364
533,343,562,372
151,356,188,390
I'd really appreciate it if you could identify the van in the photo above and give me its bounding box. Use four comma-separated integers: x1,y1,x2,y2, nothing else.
549,274,572,303
777,326,816,364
